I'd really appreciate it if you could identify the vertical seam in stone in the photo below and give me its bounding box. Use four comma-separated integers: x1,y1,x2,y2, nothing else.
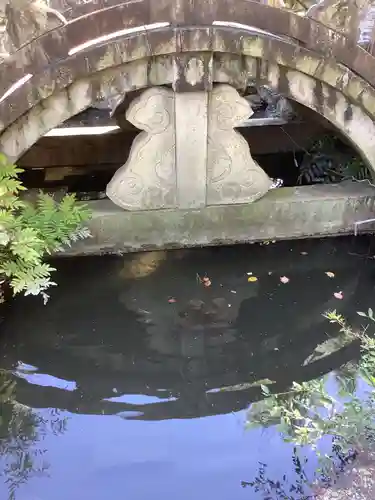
205,89,210,207
173,90,178,207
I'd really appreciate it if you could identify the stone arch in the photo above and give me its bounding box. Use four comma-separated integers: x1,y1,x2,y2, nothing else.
1,21,375,134
1,35,375,175
1,0,374,92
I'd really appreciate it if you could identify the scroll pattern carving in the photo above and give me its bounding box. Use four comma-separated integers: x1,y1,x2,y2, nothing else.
106,87,177,211
206,85,273,206
107,84,273,211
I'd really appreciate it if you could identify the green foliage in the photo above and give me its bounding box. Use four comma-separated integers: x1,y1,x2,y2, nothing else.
247,309,375,472
0,153,91,302
298,134,371,185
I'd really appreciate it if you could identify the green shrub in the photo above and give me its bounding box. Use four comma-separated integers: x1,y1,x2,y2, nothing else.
246,310,375,474
0,153,91,303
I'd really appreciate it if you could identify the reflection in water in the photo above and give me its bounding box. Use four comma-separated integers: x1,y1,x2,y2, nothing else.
0,371,68,499
241,451,314,500
246,311,375,498
0,238,373,499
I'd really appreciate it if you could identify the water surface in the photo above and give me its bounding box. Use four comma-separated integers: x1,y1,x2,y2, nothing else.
0,238,374,499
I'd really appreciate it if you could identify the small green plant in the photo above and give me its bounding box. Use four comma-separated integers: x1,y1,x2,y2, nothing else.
246,309,375,474
298,134,371,185
0,153,91,302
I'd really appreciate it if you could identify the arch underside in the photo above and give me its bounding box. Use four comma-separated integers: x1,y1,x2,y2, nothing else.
2,42,375,177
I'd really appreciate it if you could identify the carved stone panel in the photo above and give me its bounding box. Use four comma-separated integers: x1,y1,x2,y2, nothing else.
107,84,273,211
106,87,177,211
206,85,273,206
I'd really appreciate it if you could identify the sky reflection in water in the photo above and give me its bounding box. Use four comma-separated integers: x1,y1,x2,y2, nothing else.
0,237,373,499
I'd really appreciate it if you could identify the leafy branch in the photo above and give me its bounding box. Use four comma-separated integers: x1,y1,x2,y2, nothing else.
247,309,375,474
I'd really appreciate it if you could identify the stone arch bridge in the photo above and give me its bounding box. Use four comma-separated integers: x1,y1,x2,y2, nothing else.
1,0,375,253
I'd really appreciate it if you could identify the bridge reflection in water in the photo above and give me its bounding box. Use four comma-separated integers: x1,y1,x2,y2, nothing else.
0,238,372,499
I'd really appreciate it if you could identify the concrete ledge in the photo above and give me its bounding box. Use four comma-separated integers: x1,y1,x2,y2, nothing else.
64,182,375,256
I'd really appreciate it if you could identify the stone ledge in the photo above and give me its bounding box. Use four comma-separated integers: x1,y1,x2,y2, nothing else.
62,182,375,256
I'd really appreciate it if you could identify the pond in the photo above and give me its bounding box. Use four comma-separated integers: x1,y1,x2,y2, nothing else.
0,237,374,500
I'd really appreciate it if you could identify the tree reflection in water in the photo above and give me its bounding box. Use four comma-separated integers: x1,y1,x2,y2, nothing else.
245,311,375,499
0,370,68,500
241,449,315,500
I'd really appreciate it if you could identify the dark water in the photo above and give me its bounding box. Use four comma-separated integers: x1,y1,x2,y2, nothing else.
0,237,374,500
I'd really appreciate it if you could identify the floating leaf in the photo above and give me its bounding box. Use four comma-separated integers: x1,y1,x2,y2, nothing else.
325,271,335,278
280,276,290,284
168,297,176,303
197,274,212,287
334,291,343,300
248,276,258,283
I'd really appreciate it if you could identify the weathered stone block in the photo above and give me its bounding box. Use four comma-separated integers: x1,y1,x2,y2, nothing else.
175,92,208,208
61,182,375,256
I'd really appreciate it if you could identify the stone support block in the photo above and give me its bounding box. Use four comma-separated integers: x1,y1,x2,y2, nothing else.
62,182,375,256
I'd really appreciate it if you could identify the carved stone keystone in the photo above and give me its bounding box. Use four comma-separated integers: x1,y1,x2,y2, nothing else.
106,85,272,211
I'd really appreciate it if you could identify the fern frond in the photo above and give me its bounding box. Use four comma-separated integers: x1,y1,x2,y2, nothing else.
0,154,24,179
0,154,91,301
10,227,45,264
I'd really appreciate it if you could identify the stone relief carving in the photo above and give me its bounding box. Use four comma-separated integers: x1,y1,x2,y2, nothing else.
0,0,66,59
206,85,273,206
306,0,370,38
107,84,273,211
106,87,177,211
